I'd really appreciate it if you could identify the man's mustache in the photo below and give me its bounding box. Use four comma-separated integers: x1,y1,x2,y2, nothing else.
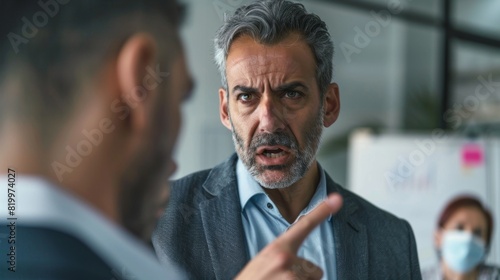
249,132,298,153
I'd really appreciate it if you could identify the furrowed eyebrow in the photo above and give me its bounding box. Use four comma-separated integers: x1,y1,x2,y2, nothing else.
232,85,258,94
231,82,309,95
273,82,309,92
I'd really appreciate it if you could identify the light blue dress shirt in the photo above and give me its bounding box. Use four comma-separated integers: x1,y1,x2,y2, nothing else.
236,160,337,280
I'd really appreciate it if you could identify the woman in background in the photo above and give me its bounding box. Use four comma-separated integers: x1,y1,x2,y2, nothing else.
422,195,500,280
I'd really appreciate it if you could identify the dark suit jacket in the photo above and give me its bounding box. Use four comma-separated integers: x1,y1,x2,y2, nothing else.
153,154,422,279
0,226,117,280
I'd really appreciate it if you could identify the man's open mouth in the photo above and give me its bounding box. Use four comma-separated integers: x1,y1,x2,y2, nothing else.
256,146,290,158
262,147,286,158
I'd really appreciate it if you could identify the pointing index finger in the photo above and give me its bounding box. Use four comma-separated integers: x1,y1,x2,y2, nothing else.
277,193,343,254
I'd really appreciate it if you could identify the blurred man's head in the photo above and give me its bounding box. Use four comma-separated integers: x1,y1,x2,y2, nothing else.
214,0,340,189
0,0,193,241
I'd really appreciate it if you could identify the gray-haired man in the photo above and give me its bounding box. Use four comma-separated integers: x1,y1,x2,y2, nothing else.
153,1,422,279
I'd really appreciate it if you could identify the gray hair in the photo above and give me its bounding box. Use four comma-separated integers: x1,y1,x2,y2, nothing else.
214,0,334,95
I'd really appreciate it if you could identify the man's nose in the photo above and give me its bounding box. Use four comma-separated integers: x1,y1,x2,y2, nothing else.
257,94,286,134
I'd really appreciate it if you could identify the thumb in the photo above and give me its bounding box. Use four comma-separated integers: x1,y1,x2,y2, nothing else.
277,193,343,254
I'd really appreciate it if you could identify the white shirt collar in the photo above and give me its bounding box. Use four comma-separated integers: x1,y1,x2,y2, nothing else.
0,175,185,280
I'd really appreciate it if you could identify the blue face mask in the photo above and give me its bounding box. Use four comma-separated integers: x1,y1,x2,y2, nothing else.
441,230,486,273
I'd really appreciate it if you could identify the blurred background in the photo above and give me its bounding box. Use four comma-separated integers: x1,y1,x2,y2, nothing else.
174,0,500,269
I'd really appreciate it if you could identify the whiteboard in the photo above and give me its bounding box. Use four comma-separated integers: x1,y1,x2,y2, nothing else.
347,130,499,269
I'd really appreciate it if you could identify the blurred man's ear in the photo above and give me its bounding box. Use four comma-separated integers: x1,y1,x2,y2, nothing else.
219,87,232,130
323,83,340,127
116,33,157,133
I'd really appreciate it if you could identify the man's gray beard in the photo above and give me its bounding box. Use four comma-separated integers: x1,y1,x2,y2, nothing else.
230,109,324,189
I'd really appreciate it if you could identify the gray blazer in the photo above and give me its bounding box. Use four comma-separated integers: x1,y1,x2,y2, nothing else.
153,154,422,279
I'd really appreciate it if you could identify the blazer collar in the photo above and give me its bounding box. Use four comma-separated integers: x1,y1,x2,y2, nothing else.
325,173,361,230
202,153,239,196
326,173,369,280
200,154,249,279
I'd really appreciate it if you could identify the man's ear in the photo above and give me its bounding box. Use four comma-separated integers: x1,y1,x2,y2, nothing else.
116,33,157,132
219,87,232,130
322,83,340,127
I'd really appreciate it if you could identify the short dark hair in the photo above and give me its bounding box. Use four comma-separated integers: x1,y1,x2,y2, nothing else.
1,1,185,56
438,195,494,247
0,0,185,130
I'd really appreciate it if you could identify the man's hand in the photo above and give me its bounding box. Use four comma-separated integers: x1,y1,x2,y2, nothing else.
235,193,343,280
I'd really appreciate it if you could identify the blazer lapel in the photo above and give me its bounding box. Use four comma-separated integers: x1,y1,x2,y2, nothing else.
200,155,249,279
326,175,369,280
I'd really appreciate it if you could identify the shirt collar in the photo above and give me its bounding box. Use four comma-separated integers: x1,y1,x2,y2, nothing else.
237,159,266,209
0,175,185,280
298,164,330,221
236,159,331,221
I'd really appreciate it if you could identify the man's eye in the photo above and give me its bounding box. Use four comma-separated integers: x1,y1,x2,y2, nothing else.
284,91,302,99
238,93,253,102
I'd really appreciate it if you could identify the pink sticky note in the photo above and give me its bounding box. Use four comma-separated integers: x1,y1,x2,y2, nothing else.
461,144,484,168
